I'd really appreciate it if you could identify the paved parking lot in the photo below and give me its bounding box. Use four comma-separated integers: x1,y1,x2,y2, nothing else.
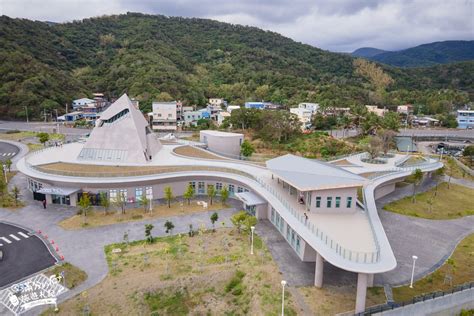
0,223,57,288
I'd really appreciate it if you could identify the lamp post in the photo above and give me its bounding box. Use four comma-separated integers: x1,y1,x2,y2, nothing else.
409,255,418,288
281,280,287,316
3,165,7,184
250,226,255,255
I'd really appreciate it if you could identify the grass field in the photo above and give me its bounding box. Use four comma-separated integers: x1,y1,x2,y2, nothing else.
383,183,474,219
45,262,87,290
173,145,226,160
392,234,474,302
443,157,474,181
59,201,233,230
0,130,65,151
41,229,299,315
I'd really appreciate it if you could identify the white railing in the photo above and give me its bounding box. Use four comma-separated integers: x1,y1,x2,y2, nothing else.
255,176,380,264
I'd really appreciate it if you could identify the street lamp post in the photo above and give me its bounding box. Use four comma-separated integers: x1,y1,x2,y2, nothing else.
3,165,7,184
281,280,287,316
409,255,418,288
25,106,29,123
250,226,255,255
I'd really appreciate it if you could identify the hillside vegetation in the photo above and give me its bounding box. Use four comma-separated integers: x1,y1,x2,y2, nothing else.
367,40,474,67
0,13,473,118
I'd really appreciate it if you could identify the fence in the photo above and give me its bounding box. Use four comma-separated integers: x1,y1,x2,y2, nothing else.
356,282,474,315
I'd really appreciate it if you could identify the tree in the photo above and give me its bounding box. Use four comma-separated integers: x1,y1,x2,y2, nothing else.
433,166,445,196
381,112,400,131
231,211,247,234
210,212,219,231
145,224,154,243
363,136,382,159
242,214,258,234
379,129,396,155
138,194,150,213
164,186,174,208
412,168,423,203
78,193,92,225
113,192,127,214
463,145,474,167
164,220,174,235
207,185,216,205
99,192,110,215
220,185,229,205
183,183,195,205
37,132,49,147
5,159,12,172
240,140,255,158
11,186,20,206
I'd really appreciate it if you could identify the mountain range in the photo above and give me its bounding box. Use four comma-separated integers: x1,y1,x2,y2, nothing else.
0,13,473,119
352,40,474,67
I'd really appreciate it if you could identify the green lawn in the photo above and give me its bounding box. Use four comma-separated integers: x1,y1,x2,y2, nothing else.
384,182,474,219
393,234,474,302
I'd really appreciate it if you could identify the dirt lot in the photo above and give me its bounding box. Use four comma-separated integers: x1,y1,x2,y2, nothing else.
59,201,234,230
42,229,299,315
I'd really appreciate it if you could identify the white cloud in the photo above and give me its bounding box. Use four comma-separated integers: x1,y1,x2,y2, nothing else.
1,0,473,52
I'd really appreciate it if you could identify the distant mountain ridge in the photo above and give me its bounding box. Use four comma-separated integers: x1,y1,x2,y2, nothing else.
351,47,387,58
352,40,474,67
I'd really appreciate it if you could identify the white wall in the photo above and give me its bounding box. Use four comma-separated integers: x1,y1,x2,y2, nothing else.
200,132,243,157
306,187,358,214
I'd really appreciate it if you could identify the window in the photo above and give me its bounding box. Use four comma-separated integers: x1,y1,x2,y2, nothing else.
237,187,243,193
198,182,205,194
109,189,117,201
296,236,301,254
271,208,275,223
279,218,284,232
145,187,153,200
291,230,295,247
119,189,128,201
244,188,249,192
216,182,223,192
306,192,312,206
229,184,235,196
327,197,332,208
286,225,291,240
346,197,353,208
135,188,143,199
189,181,196,190
168,113,172,118
335,197,341,208
316,197,321,208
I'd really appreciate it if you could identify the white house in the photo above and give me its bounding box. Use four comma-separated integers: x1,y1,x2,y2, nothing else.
366,105,388,117
183,110,203,127
72,98,96,110
227,105,241,113
149,101,178,131
209,98,225,107
457,109,474,129
298,103,320,114
290,107,313,130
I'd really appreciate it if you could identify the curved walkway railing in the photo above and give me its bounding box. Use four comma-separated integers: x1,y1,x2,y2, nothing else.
256,176,381,264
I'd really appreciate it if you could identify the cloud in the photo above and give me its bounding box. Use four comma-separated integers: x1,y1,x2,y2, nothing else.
2,0,473,52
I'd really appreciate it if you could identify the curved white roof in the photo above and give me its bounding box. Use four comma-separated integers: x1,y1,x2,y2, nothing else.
266,154,366,191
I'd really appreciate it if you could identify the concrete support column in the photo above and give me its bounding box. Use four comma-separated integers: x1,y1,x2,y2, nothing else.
355,273,368,314
367,273,374,287
314,252,324,287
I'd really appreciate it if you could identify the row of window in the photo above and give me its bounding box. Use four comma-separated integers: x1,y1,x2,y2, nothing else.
189,182,248,195
270,208,301,255
313,196,352,208
109,187,153,202
28,178,43,192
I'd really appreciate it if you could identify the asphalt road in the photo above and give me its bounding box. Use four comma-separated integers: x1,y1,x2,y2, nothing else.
0,223,56,288
0,120,90,137
0,142,19,161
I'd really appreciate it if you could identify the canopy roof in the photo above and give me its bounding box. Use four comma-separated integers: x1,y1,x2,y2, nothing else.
266,154,366,191
78,94,162,164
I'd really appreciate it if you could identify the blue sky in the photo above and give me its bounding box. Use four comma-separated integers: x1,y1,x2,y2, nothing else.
2,0,473,52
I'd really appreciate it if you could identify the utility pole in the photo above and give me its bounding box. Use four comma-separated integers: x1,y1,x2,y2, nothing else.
55,109,59,133
65,103,68,114
24,106,29,123
43,109,47,123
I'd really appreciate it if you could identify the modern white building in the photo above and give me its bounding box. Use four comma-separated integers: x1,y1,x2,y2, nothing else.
457,109,474,129
17,93,444,314
72,98,95,110
298,102,320,114
209,98,225,107
149,101,178,131
199,130,243,157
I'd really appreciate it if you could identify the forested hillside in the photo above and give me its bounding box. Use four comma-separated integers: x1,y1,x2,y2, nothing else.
0,13,472,119
368,41,474,67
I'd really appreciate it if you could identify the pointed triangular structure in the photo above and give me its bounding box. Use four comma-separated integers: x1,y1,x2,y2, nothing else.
78,94,162,164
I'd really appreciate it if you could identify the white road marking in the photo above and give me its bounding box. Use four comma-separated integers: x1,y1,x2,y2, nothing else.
9,234,20,241
0,237,11,244
0,243,3,246
1,153,5,156
18,231,30,238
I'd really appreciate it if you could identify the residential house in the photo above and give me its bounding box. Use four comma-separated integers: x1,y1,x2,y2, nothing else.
217,111,231,126
298,103,320,114
72,98,95,110
456,109,474,129
290,107,313,130
149,101,178,131
366,105,388,117
209,98,225,107
183,110,203,127
227,105,241,113
396,104,413,115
